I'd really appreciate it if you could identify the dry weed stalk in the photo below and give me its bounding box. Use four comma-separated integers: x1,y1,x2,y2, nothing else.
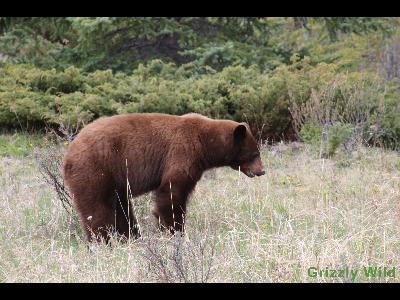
140,228,217,283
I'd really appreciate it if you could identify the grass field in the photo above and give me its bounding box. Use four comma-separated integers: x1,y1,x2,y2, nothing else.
0,132,400,282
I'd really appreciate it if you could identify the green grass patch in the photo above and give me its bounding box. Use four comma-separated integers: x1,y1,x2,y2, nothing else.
0,132,44,157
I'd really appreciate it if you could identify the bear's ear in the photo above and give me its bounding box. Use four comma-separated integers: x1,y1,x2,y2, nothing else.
234,124,247,141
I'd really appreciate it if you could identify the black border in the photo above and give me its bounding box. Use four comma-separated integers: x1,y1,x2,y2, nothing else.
2,0,399,17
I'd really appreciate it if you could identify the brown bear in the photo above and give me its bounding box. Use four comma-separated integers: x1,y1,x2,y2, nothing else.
63,113,265,242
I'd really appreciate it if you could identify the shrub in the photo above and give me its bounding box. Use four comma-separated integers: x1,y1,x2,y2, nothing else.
299,122,323,146
0,59,399,149
289,65,400,152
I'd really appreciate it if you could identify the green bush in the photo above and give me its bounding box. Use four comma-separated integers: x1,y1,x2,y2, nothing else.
0,59,399,149
376,80,400,150
327,123,355,156
299,122,323,146
300,122,355,158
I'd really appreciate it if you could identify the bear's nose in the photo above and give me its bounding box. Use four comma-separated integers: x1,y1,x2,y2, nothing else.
256,170,265,176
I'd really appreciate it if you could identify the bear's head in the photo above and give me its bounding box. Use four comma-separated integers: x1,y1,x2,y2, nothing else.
229,123,265,178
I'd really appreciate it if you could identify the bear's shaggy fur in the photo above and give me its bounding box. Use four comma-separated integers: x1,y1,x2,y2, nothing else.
63,113,265,242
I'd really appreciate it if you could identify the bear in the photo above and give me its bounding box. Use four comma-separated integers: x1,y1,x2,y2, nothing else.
63,113,265,242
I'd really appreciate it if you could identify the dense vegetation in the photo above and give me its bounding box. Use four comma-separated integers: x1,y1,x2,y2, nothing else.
1,17,400,150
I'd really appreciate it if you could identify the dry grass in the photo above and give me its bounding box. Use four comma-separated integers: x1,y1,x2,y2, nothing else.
0,134,400,282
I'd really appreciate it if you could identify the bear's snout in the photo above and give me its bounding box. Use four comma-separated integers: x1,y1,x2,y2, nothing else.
255,170,265,176
246,169,265,177
241,157,265,178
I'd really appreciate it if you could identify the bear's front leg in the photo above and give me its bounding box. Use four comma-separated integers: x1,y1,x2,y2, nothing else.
153,176,195,234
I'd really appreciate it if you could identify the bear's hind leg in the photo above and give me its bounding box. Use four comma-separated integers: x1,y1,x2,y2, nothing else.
77,198,116,243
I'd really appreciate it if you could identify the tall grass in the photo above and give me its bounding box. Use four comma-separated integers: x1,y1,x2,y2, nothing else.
0,133,400,282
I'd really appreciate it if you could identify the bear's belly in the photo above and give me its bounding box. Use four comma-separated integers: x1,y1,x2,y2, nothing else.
109,161,162,197
125,174,161,196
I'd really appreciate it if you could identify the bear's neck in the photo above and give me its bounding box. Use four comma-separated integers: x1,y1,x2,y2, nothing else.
199,124,234,169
